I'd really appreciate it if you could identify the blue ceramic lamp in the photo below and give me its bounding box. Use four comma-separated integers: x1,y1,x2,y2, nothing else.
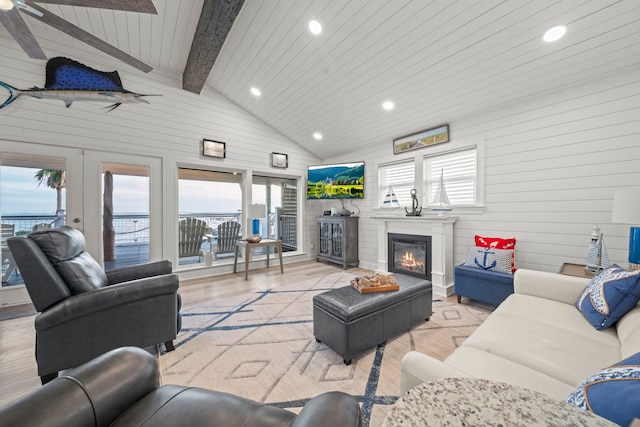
247,203,266,238
612,191,640,270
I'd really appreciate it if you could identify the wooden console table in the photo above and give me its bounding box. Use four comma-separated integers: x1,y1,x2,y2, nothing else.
233,239,283,280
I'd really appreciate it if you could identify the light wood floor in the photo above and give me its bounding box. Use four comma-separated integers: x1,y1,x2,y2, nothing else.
0,260,376,407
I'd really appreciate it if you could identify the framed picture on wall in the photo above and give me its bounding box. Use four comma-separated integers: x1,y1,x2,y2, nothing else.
393,124,449,155
203,139,226,158
271,152,288,168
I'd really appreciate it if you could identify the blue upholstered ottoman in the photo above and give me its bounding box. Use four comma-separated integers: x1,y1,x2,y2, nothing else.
454,264,514,306
313,274,432,364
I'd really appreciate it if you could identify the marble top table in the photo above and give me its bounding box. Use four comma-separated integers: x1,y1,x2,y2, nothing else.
382,377,616,426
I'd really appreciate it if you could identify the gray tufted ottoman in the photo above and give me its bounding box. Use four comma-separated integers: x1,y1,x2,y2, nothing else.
313,274,432,364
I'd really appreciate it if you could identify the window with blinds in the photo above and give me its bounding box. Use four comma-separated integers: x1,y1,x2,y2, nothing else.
423,147,477,206
378,160,415,208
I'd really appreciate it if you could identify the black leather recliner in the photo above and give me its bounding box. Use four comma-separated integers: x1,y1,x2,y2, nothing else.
0,346,363,427
7,226,181,384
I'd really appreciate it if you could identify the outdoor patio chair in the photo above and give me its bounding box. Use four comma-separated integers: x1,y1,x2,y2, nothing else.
31,223,51,231
7,226,181,385
1,223,17,283
214,221,241,259
178,217,207,260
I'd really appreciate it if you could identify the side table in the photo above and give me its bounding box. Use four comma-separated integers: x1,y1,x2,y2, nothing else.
382,378,616,426
233,239,283,280
559,262,594,279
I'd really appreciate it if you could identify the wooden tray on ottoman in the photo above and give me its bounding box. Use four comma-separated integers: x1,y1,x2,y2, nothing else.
351,274,399,293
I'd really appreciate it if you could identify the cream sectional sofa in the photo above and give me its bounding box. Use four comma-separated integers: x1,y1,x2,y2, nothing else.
401,268,640,401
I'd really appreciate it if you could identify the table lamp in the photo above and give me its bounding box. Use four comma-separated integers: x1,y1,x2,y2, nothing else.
247,203,266,238
611,190,640,270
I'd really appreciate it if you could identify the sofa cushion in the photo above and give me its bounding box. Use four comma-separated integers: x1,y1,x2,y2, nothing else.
30,226,108,294
445,346,576,401
617,304,640,358
463,247,513,274
566,352,640,427
112,385,297,427
460,294,620,389
30,226,86,262
575,264,640,330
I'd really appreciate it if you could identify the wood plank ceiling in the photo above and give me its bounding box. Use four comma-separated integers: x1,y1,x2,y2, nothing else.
1,0,639,160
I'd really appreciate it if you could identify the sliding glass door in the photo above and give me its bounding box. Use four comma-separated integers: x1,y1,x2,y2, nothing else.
252,175,298,250
177,168,242,266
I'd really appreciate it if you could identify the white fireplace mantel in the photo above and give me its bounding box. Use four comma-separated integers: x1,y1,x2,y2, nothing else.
371,214,457,296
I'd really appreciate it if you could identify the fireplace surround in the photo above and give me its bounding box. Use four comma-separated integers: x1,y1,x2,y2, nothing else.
372,214,456,296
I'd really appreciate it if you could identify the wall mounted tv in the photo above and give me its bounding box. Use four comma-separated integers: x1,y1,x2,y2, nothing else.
307,162,364,199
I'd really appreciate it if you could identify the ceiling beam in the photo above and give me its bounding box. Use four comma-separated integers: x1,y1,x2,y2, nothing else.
0,7,46,59
183,0,244,94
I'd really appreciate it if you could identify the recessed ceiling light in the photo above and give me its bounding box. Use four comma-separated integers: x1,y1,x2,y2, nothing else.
313,132,323,140
250,87,261,97
543,25,566,42
309,20,322,35
383,101,394,110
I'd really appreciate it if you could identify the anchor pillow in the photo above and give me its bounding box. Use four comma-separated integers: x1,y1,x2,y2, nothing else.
475,235,517,272
464,247,514,275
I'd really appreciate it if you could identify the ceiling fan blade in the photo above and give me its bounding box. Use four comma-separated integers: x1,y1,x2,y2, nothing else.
22,2,153,73
0,7,46,59
32,0,157,14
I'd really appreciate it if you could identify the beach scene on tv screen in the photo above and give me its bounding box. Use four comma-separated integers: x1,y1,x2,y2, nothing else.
307,162,364,199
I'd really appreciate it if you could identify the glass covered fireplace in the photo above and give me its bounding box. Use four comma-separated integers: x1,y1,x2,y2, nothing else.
387,233,432,280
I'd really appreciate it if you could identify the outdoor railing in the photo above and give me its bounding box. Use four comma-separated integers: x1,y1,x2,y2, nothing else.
0,214,61,236
1,212,292,246
1,213,245,245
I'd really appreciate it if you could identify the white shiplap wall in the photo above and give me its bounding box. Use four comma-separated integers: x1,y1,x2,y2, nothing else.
326,67,640,281
0,41,320,281
2,35,639,285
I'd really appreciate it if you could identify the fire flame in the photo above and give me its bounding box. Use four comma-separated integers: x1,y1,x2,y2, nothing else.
399,250,425,272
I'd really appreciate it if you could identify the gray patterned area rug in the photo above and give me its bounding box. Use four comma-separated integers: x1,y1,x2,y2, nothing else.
160,272,490,427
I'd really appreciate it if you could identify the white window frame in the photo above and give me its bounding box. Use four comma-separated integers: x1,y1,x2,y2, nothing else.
423,145,484,212
377,159,415,209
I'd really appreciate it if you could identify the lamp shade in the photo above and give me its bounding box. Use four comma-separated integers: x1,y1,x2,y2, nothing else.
0,0,14,11
612,191,640,224
246,203,266,219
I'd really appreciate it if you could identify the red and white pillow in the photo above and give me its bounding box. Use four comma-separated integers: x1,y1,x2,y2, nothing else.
474,235,517,272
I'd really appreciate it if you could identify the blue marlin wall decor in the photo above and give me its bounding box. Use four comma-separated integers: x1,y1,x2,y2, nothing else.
0,57,158,112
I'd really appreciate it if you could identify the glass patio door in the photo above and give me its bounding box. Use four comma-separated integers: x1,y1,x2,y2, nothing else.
252,175,298,250
83,152,162,269
0,143,83,306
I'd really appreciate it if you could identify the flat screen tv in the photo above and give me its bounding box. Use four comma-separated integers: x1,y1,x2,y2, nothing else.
307,162,364,199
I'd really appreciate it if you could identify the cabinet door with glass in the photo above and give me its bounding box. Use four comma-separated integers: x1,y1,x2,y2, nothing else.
316,216,358,269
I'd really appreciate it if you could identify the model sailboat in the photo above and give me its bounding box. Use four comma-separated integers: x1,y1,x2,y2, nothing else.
585,233,610,274
429,169,453,215
382,186,401,208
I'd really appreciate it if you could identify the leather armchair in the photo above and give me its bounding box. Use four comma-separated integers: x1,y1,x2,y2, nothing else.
7,226,181,384
0,346,363,427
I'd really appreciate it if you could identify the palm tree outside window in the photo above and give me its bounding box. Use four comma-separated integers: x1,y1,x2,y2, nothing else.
34,169,66,225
